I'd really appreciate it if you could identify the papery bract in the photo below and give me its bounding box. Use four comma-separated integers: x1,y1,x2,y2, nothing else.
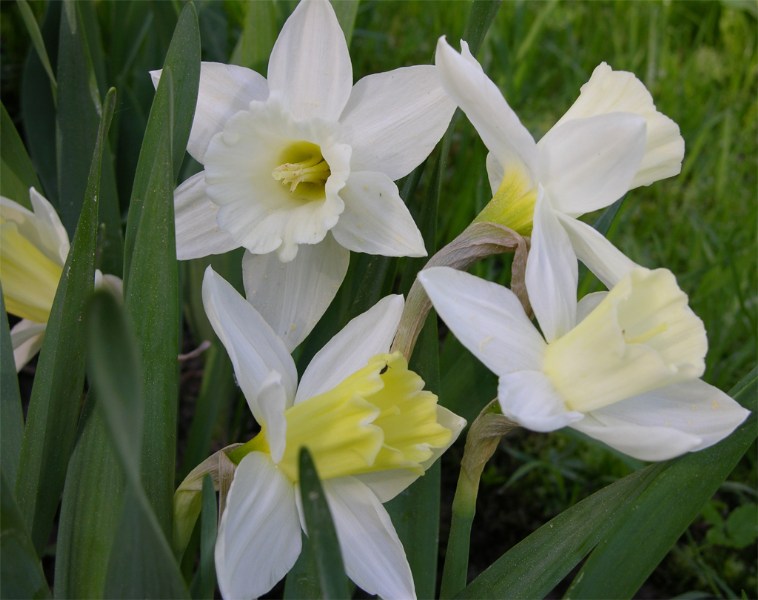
202,267,465,599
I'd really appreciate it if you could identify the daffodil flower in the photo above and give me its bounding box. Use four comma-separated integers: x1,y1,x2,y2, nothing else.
0,187,122,370
435,37,685,288
153,0,455,351
419,264,749,461
202,267,465,599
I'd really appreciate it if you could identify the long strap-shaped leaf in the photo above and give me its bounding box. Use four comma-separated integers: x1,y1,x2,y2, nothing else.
458,370,756,599
14,88,116,554
85,290,188,598
0,289,23,495
122,2,200,536
0,102,43,204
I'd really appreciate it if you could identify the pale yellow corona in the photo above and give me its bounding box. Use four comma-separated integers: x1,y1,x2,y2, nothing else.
474,167,538,236
0,220,62,323
271,140,331,201
543,268,707,413
230,352,452,482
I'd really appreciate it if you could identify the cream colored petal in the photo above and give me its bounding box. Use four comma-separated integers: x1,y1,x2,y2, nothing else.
151,62,268,163
242,236,349,352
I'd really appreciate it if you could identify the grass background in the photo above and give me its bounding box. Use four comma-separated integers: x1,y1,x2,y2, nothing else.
2,0,756,597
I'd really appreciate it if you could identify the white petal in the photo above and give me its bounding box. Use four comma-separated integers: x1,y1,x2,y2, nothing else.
242,236,350,352
435,38,537,179
29,188,69,263
331,171,426,257
485,151,504,195
295,295,404,404
418,267,545,376
174,172,239,260
573,379,751,461
538,113,646,215
10,319,46,371
215,453,301,600
267,0,352,121
553,62,684,189
558,213,638,288
324,477,415,599
576,291,607,324
340,65,456,180
356,406,466,502
202,268,298,421
526,191,577,342
151,62,268,163
255,372,288,464
498,370,583,432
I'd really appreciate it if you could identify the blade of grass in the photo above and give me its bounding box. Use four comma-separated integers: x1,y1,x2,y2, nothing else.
298,448,350,599
0,290,23,487
14,87,116,554
333,0,359,45
230,0,277,71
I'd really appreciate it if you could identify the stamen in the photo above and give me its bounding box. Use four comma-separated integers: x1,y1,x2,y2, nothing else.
271,141,331,199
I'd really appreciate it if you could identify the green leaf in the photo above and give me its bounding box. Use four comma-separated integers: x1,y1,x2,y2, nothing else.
0,290,23,486
55,1,123,275
230,0,277,71
566,371,757,599
56,0,104,236
17,0,58,102
0,471,50,600
85,290,188,599
298,448,350,599
333,0,359,45
123,2,201,275
14,88,116,554
54,394,122,599
20,0,60,207
459,369,757,599
122,1,200,534
462,0,503,55
0,102,42,205
189,475,218,600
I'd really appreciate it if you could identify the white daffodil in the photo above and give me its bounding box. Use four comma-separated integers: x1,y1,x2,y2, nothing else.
153,0,455,351
202,267,465,599
435,37,685,288
0,187,122,370
419,265,749,461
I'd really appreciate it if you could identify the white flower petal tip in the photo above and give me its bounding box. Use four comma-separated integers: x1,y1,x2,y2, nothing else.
267,0,352,122
201,267,297,413
556,62,685,189
434,37,537,175
332,172,426,257
573,380,751,461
